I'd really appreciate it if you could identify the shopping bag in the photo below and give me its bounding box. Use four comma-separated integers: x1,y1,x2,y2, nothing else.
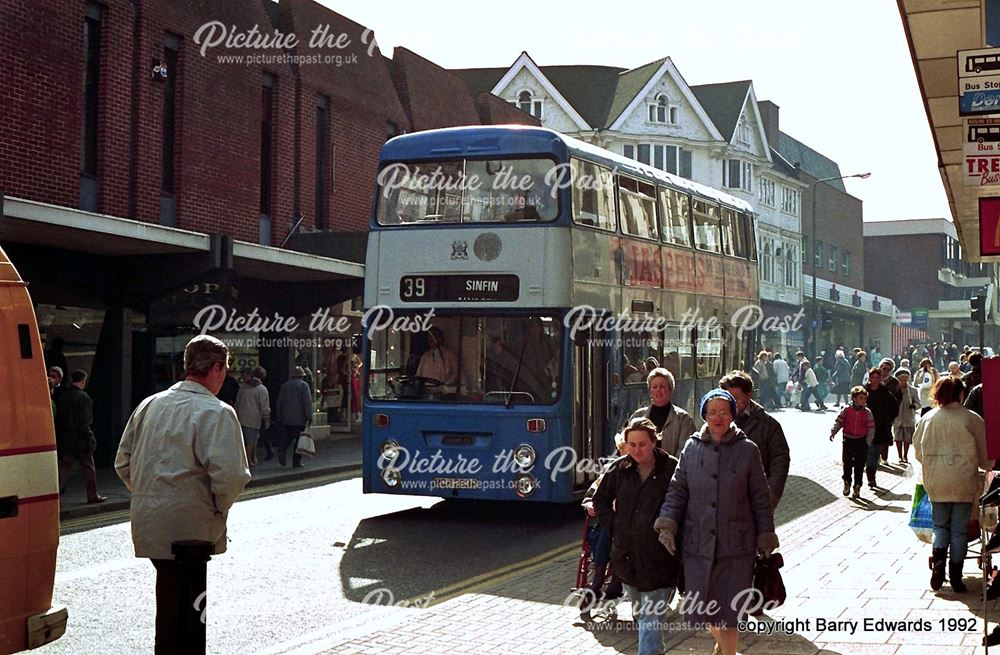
909,483,934,544
295,432,316,458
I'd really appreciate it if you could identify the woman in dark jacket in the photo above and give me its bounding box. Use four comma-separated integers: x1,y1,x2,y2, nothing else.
655,389,778,655
864,368,899,489
593,417,680,655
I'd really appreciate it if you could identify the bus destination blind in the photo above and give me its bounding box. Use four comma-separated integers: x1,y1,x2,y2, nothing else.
400,274,519,302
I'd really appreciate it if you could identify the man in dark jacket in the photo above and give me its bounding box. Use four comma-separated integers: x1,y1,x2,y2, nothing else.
719,371,791,509
56,370,106,503
876,358,904,463
275,366,313,467
963,352,983,390
593,417,679,654
864,369,899,490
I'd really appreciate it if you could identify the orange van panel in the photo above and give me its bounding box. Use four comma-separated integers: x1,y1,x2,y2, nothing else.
0,246,61,653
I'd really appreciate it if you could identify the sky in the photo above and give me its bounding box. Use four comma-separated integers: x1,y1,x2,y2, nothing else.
320,0,949,223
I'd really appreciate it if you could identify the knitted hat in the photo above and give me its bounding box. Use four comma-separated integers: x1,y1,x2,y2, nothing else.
699,388,738,419
895,367,911,378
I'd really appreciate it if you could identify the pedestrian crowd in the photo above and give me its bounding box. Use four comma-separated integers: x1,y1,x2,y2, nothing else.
44,329,997,654
583,338,996,655
587,366,790,655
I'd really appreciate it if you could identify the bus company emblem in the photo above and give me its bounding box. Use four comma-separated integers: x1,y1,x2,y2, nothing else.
473,233,502,261
450,240,469,260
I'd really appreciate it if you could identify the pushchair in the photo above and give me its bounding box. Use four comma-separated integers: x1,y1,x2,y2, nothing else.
572,515,620,621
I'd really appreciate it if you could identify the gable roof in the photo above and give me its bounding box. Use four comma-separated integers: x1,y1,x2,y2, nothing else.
600,59,665,128
453,59,668,129
690,81,751,142
777,131,846,192
453,62,622,128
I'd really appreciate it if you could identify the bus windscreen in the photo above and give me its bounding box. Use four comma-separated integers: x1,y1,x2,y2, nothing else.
375,158,560,225
367,314,561,404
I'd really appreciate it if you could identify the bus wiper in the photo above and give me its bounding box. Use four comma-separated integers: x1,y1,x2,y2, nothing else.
505,337,529,409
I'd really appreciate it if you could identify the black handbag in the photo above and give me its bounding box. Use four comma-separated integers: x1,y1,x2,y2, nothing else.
752,552,786,610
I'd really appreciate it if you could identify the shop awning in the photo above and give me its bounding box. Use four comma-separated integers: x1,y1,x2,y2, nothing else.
897,0,999,262
0,195,363,284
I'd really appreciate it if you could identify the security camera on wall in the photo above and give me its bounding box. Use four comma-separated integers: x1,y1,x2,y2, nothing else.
151,60,168,81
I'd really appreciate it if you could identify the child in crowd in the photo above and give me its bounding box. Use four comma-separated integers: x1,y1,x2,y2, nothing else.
579,430,629,616
830,386,876,499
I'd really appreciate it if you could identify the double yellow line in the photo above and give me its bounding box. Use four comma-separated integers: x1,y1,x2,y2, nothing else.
407,541,579,607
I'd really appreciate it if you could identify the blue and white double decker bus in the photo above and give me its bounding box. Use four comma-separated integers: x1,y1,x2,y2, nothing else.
362,126,758,502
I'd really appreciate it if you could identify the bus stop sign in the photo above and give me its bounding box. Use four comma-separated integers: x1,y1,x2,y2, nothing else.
958,47,1000,116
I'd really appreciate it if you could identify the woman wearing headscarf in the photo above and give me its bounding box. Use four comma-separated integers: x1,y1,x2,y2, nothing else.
655,389,778,655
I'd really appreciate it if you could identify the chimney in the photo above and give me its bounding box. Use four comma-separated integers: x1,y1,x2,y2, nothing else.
758,100,780,149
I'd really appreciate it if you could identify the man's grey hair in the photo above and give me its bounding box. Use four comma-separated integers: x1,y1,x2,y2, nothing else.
184,335,229,377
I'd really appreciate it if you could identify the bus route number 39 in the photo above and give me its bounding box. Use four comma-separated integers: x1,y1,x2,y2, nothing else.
402,277,426,299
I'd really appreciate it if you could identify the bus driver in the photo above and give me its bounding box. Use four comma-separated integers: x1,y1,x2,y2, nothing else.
416,326,458,392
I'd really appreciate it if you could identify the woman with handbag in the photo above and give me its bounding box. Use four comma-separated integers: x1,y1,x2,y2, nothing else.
655,389,778,655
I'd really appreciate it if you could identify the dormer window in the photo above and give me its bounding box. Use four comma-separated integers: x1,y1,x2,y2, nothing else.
648,95,678,125
516,90,543,119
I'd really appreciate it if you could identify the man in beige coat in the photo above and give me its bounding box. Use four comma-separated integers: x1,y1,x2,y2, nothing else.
116,335,251,653
913,376,992,593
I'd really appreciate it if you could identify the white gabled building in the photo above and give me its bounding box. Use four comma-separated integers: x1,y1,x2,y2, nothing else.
453,53,818,354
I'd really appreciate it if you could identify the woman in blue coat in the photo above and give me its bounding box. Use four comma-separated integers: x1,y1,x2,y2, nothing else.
655,389,779,655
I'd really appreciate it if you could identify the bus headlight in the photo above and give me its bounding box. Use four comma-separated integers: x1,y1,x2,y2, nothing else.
513,473,538,498
514,444,536,469
380,440,400,460
382,468,402,488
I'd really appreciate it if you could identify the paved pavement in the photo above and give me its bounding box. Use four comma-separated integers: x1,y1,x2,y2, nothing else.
313,406,999,655
58,427,362,521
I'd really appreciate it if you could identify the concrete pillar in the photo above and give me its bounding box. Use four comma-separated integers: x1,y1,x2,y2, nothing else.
91,307,133,468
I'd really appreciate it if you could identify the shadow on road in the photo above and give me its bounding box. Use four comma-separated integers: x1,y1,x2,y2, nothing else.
775,475,838,526
339,499,580,603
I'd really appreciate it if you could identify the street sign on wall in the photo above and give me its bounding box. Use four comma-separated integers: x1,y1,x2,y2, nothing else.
959,48,1000,115
911,308,929,329
960,49,1000,186
963,117,1000,186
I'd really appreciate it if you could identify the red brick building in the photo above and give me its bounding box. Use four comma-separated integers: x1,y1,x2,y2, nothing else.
3,0,527,463
864,218,999,351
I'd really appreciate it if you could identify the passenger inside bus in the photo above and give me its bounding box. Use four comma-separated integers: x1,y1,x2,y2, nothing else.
503,191,541,222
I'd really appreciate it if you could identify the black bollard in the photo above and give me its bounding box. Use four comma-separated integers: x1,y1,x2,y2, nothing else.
171,540,213,655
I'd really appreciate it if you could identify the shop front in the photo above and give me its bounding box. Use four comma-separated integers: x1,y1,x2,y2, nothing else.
1,195,363,466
